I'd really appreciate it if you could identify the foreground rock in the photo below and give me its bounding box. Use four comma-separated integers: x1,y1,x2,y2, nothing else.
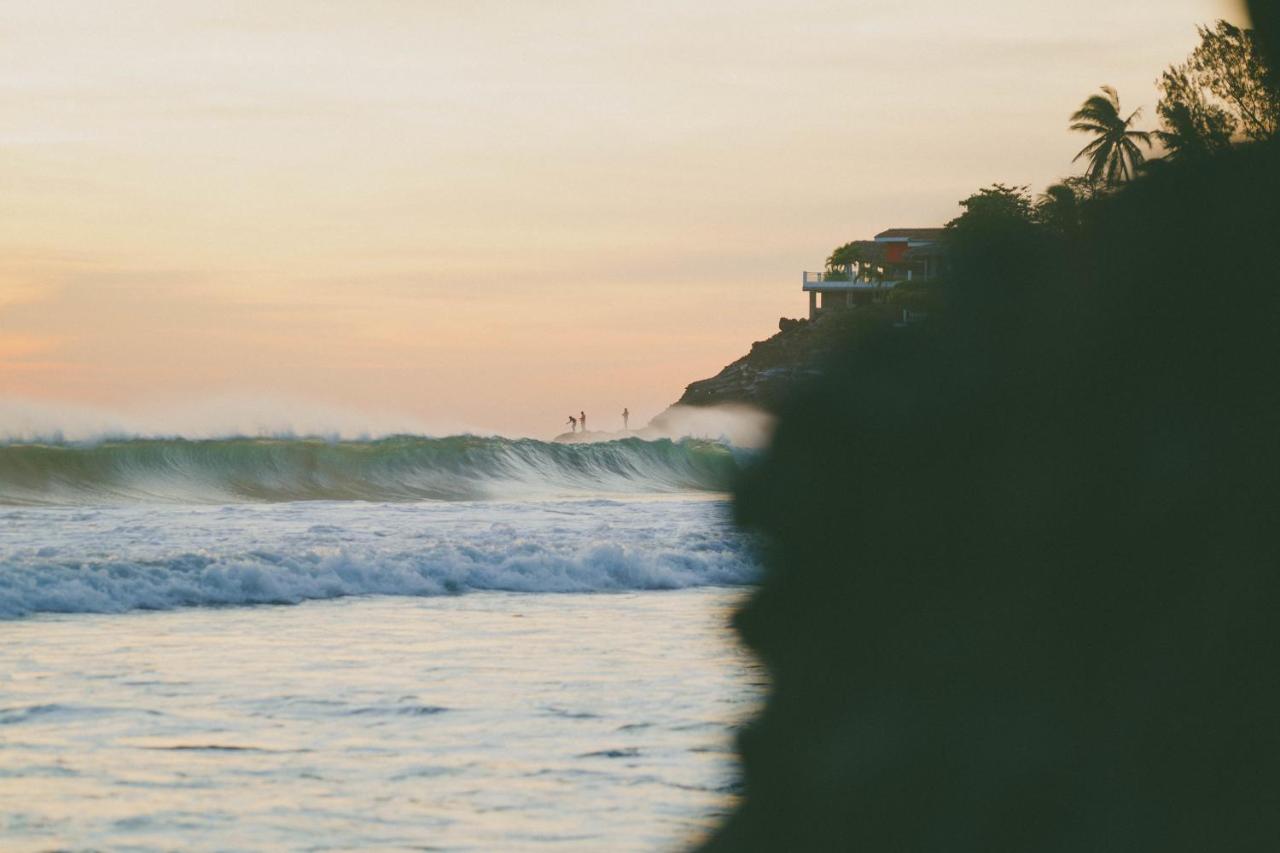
698,121,1280,850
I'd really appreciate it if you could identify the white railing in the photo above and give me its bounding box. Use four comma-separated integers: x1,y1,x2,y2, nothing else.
803,270,882,286
804,271,860,284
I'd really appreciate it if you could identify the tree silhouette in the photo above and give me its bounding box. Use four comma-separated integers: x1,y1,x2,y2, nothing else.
1071,86,1152,186
1155,67,1236,160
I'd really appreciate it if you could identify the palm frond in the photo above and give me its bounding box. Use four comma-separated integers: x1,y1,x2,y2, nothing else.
1072,137,1107,162
1069,85,1151,188
1121,138,1149,165
1070,120,1111,134
1071,102,1117,124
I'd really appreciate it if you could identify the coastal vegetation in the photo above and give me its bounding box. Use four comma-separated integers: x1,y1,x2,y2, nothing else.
818,17,1280,329
675,18,1279,418
1072,19,1277,182
1162,21,1279,147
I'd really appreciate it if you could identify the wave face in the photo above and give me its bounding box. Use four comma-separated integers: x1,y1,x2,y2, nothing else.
0,435,740,506
0,498,755,618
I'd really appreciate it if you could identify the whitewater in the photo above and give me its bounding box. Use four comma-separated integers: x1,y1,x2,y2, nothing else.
0,431,763,850
0,435,754,618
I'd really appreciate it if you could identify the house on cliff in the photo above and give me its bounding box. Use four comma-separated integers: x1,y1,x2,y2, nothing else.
802,227,945,319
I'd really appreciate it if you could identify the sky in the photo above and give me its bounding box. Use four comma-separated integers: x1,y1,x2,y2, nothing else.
0,0,1246,438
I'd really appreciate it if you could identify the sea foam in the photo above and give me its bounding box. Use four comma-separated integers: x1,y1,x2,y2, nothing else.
0,497,755,618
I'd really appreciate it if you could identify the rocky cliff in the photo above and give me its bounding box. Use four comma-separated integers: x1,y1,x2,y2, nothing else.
673,306,904,412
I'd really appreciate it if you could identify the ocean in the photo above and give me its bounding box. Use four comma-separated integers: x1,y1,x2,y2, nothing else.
0,435,763,851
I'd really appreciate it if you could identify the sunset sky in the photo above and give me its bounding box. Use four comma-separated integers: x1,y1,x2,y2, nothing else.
0,0,1244,438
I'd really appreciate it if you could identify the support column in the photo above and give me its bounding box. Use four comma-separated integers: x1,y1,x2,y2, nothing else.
809,290,818,320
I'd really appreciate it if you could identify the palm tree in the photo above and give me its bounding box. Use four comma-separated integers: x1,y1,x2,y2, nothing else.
825,242,865,281
1070,86,1152,187
826,242,863,271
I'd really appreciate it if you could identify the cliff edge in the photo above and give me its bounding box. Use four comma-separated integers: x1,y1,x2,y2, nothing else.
673,305,912,412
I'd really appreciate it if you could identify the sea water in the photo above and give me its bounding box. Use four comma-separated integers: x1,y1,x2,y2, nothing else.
0,437,763,851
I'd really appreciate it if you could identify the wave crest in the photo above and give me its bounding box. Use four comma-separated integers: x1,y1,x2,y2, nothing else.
0,435,741,505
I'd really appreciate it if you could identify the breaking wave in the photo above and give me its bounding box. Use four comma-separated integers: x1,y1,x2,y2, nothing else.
0,435,741,506
0,529,756,619
0,497,756,618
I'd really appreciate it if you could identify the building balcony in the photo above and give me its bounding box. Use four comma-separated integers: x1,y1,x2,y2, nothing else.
802,271,901,292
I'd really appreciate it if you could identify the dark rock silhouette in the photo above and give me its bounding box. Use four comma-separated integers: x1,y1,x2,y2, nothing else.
700,3,1280,850
674,310,902,411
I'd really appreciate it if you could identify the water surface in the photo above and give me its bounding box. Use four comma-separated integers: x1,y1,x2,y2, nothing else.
1,588,761,851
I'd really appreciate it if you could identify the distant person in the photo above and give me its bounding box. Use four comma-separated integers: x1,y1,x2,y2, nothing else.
622,408,629,430
567,415,577,433
580,411,586,432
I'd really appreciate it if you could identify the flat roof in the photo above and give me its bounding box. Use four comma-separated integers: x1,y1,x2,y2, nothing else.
874,227,946,242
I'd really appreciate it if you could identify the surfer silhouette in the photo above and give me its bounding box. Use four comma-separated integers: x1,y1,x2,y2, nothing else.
567,415,577,433
580,411,586,432
622,408,629,430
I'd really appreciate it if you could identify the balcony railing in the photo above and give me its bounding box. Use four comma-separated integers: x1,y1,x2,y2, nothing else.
803,271,884,286
804,271,839,284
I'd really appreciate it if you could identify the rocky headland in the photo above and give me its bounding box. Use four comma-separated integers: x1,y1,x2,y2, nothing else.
670,302,915,413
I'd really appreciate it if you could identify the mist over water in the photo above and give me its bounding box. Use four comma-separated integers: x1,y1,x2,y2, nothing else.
0,396,442,444
0,399,773,446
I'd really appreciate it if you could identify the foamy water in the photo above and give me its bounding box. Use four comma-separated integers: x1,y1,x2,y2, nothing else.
0,435,762,849
0,497,754,619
